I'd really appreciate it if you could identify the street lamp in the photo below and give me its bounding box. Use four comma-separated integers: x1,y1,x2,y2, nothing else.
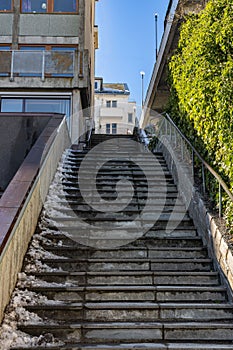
140,71,145,109
155,13,158,60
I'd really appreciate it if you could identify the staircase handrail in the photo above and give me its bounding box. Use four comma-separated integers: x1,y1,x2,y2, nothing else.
156,113,233,217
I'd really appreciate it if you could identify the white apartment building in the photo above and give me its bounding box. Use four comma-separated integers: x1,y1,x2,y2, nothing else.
94,77,136,134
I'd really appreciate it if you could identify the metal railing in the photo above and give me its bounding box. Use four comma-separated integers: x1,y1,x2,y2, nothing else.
155,113,233,217
0,50,75,81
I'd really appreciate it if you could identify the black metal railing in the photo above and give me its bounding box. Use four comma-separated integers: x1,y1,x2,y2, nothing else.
155,113,233,217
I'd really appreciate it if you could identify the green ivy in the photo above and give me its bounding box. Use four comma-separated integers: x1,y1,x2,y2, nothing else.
168,0,233,232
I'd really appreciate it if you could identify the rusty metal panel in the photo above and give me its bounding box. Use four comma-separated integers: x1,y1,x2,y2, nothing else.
0,51,11,73
45,51,74,75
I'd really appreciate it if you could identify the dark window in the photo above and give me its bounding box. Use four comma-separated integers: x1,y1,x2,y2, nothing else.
112,123,117,134
128,113,133,123
112,100,117,108
0,0,12,11
106,101,111,108
95,81,98,90
54,0,76,12
106,124,110,134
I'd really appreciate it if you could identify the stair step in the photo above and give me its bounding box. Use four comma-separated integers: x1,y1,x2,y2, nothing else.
25,302,233,322
32,271,219,286
42,233,202,248
43,246,208,259
18,322,233,342
26,285,226,302
40,258,213,272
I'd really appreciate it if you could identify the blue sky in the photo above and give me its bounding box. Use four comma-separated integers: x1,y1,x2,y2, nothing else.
95,0,170,106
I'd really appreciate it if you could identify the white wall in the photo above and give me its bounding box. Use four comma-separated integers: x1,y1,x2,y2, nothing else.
94,93,136,134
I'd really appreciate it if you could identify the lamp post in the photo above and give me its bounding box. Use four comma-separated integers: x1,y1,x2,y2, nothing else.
155,13,158,60
140,71,145,110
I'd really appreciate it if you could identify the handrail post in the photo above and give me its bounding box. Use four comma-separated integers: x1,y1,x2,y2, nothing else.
219,183,222,218
10,50,14,82
192,149,195,179
202,164,206,194
42,50,45,82
181,138,184,161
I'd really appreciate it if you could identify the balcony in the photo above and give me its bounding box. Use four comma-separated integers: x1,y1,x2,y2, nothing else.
0,50,75,81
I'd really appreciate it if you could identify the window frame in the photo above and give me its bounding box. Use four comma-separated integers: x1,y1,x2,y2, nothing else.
0,0,13,12
21,0,79,14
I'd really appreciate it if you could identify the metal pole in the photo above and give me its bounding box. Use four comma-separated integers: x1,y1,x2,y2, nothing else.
155,13,158,60
10,50,14,82
192,149,195,179
140,71,145,109
42,50,45,82
219,183,222,218
202,164,206,194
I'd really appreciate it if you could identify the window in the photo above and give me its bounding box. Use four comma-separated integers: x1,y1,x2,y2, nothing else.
0,0,12,11
54,0,77,13
21,0,78,13
106,124,110,134
1,97,70,117
106,100,117,108
112,123,117,134
0,46,11,76
94,82,98,90
128,113,133,123
1,99,23,113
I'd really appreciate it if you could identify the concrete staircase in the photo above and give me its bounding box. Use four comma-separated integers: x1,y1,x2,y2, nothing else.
11,134,233,349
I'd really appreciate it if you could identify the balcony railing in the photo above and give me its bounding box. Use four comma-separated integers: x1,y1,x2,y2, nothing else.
0,50,75,81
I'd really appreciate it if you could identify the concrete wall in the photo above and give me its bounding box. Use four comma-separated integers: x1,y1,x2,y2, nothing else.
0,115,71,323
0,114,51,191
19,14,80,37
0,14,13,36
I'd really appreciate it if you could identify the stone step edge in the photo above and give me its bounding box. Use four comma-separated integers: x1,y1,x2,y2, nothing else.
24,286,226,292
32,271,218,277
10,343,233,350
18,322,233,330
40,258,212,263
25,302,233,310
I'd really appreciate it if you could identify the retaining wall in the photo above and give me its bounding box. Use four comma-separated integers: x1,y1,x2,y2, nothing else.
158,136,233,300
0,114,71,323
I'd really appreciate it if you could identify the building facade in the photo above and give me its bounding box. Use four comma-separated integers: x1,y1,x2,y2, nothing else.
94,77,136,135
0,0,98,143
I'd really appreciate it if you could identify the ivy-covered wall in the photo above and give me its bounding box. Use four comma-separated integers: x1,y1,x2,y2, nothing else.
168,0,233,229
